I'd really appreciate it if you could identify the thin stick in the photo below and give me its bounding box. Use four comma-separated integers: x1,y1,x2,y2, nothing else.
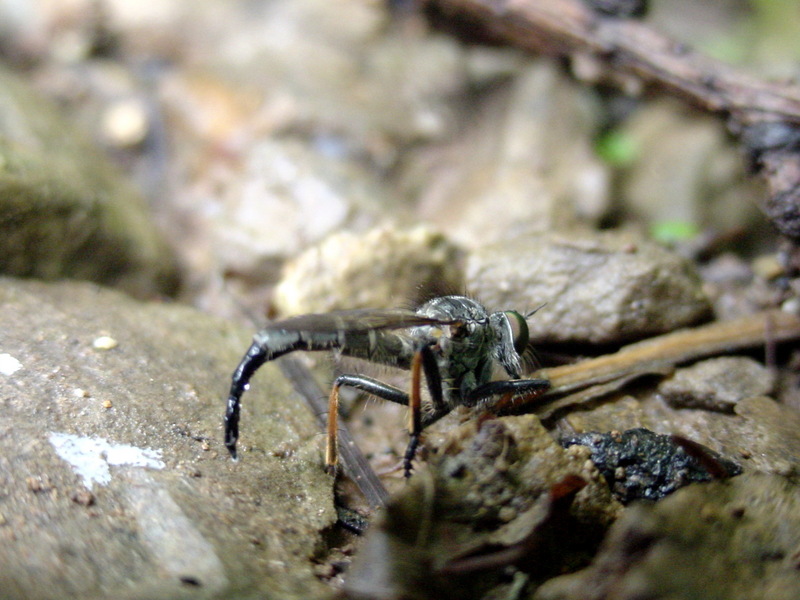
527,310,800,413
423,0,800,124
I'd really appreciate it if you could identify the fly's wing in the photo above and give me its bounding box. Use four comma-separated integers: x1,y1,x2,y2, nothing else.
268,308,453,334
261,308,455,369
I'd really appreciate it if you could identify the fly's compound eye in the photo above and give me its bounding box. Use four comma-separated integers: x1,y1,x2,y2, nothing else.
503,311,529,356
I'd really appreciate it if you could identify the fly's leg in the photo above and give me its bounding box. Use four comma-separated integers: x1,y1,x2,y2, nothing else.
325,385,338,473
225,342,270,459
403,437,420,479
464,378,551,412
325,374,409,474
225,325,372,459
404,345,444,478
405,350,424,479
328,345,443,478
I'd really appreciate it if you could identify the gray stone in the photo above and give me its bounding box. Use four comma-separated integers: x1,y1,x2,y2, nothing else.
734,396,800,477
619,99,764,240
467,230,712,344
194,0,466,147
273,224,464,315
402,60,610,248
0,66,179,298
212,138,391,285
345,414,621,600
659,356,776,411
153,0,472,296
0,277,335,600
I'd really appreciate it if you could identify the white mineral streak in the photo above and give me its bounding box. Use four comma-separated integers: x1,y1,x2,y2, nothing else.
0,353,23,376
48,432,165,489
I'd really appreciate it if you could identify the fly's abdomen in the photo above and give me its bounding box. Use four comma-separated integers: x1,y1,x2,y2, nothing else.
253,328,343,358
338,329,416,370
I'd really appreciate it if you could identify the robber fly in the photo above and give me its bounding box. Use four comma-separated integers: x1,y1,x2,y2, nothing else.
224,295,550,476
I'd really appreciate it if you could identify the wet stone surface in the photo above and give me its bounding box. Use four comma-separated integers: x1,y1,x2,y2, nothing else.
563,391,800,481
560,428,742,504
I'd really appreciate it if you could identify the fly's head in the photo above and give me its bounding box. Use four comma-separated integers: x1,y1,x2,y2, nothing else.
415,296,530,382
488,310,529,379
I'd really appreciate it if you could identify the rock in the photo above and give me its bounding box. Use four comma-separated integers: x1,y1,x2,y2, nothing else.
402,60,610,247
698,253,765,320
561,428,742,504
658,356,776,411
273,224,464,315
734,396,800,477
0,66,179,299
212,138,391,285
345,414,622,599
534,472,800,600
191,0,465,147
467,230,712,344
564,392,800,480
150,0,471,297
618,99,765,242
0,277,335,600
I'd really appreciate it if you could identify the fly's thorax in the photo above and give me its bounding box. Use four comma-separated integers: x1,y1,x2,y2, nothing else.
416,295,490,322
414,295,491,372
426,316,497,400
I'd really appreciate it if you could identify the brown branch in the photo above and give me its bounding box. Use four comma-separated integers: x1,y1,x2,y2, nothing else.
526,309,800,418
423,0,800,123
421,0,800,238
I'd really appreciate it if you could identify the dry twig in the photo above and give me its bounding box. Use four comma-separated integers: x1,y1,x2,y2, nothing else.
421,0,800,238
527,310,800,419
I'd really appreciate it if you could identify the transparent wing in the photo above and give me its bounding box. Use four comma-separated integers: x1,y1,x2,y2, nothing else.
265,308,454,334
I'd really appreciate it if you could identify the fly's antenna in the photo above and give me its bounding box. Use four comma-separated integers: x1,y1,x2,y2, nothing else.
525,303,547,320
